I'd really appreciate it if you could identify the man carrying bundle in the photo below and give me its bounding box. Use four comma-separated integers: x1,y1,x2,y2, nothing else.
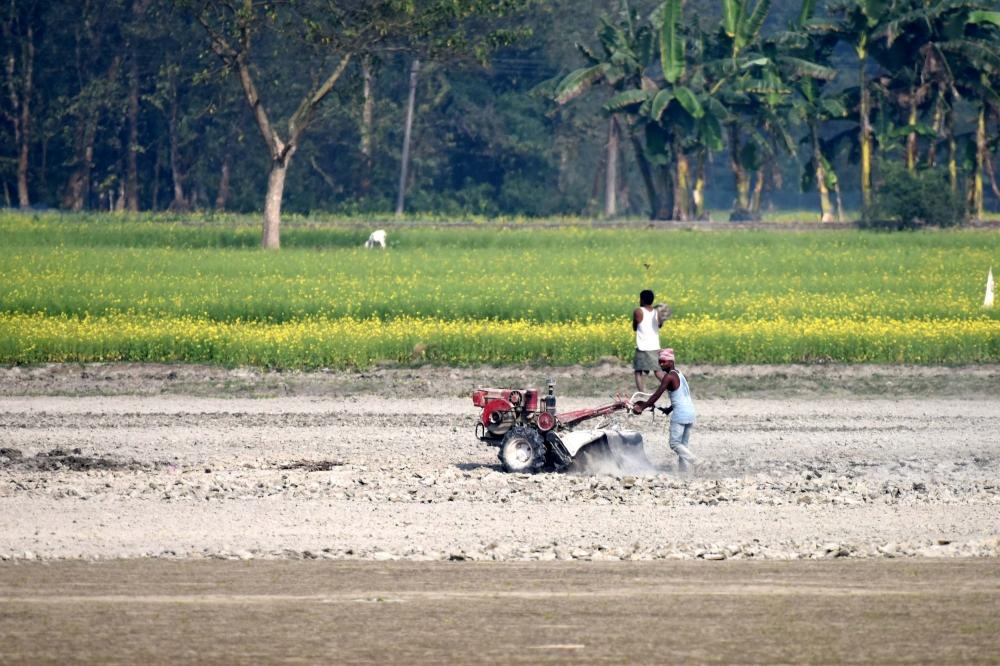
632,289,663,392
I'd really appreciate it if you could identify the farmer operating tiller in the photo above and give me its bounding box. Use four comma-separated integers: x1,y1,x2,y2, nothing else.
472,379,660,473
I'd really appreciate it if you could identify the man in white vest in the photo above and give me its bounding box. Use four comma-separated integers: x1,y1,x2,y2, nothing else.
632,289,663,391
632,348,701,473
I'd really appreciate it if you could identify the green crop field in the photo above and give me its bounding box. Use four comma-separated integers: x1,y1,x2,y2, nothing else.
1,212,997,367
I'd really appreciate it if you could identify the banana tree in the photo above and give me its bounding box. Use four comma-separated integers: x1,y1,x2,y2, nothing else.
929,7,1000,218
793,83,848,221
786,0,846,221
955,72,1000,218
630,76,725,220
610,0,726,220
865,2,1000,216
721,0,775,61
551,2,669,218
704,0,795,219
870,1,995,176
813,0,897,209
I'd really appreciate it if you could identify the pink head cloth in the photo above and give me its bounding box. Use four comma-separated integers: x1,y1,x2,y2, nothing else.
658,348,675,363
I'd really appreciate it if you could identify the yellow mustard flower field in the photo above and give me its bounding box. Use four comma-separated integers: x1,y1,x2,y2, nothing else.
1,213,997,367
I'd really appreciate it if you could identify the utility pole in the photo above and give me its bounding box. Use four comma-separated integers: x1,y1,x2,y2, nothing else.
604,116,618,218
396,58,420,217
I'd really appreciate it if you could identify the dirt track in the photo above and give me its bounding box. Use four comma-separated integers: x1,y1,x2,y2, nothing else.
1,363,998,561
3,559,999,665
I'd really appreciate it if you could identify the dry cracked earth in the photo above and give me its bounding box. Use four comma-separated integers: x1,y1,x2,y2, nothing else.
1,363,999,562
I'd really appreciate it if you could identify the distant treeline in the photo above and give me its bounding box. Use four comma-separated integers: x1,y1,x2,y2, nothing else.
1,1,998,232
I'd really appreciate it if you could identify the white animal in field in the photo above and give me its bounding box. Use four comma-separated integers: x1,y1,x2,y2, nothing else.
364,229,387,249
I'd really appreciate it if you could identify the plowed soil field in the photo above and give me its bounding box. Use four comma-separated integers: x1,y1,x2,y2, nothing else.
2,363,998,562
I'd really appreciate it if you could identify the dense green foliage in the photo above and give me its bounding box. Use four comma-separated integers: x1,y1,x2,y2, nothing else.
2,213,997,366
2,0,997,227
863,165,967,230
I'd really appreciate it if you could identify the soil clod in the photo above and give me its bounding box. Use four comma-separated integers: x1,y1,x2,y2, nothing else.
2,448,161,472
278,460,345,472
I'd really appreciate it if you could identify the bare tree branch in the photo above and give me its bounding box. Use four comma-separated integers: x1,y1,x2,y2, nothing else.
287,53,351,154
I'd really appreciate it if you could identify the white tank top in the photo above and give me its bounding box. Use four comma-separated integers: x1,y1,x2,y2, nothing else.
668,370,696,424
635,307,660,351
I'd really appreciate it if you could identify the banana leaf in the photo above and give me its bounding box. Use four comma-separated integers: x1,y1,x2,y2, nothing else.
649,90,675,121
660,0,685,84
605,89,654,112
777,56,838,81
673,86,705,118
554,64,607,104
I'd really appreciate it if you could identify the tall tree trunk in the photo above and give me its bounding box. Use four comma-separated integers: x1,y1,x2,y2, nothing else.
858,52,873,209
629,131,661,220
905,88,918,173
728,125,751,213
693,150,707,220
556,137,570,195
197,11,351,248
589,147,605,210
65,55,121,211
618,178,630,215
151,141,162,211
115,178,126,211
65,118,99,211
3,21,34,208
360,55,375,196
604,116,618,218
215,153,231,210
750,167,764,214
15,28,32,208
811,121,835,222
974,104,986,220
168,82,187,210
947,109,958,194
985,151,1000,201
656,165,674,221
927,94,944,168
834,180,844,222
263,156,290,248
39,129,47,198
396,58,419,216
769,150,782,193
126,50,140,211
675,145,690,221
124,0,150,211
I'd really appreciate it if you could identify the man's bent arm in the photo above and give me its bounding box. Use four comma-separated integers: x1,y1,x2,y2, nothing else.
637,374,670,411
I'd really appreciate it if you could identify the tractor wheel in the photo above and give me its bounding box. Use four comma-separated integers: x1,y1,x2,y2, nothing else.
498,426,546,474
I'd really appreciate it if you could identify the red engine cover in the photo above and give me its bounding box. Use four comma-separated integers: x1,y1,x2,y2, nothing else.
472,388,538,410
480,398,514,427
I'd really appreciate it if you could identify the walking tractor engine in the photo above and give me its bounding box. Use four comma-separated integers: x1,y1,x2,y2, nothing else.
472,379,651,473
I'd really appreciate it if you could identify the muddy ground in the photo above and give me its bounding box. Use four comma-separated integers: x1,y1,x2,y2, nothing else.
2,559,999,664
1,363,998,561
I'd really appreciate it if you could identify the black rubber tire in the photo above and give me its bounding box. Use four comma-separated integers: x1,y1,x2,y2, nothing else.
498,425,546,473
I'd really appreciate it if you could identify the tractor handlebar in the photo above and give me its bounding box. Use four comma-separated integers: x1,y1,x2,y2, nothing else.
624,391,672,416
554,391,673,429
